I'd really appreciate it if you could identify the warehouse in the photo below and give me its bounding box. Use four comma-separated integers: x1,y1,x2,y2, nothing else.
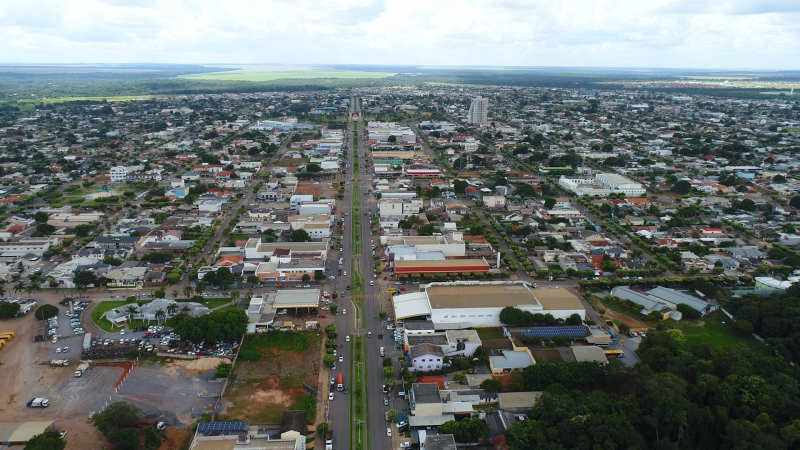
391,281,585,328
394,259,491,275
274,289,320,312
0,421,56,446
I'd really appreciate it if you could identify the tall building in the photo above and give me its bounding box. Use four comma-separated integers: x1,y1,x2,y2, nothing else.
468,96,489,125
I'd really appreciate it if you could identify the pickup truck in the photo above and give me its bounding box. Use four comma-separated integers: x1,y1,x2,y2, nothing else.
27,398,50,408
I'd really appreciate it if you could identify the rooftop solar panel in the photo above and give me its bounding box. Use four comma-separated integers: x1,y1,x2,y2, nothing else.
197,422,248,432
519,326,586,338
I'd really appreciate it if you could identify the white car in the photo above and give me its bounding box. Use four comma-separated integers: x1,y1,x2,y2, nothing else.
62,347,69,352
120,329,125,335
329,392,334,400
386,428,392,437
400,443,411,448
56,347,62,353
384,398,388,406
343,309,347,315
346,335,350,342
333,349,337,356
339,355,343,363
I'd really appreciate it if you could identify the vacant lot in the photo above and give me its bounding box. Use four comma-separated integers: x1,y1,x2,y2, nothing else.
219,331,321,424
665,311,766,354
294,180,338,199
476,327,504,340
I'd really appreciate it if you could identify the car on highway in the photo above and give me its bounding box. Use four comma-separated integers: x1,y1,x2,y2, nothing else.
346,335,350,342
386,428,392,437
384,398,388,405
339,356,343,363
399,287,406,291
343,309,346,315
329,392,334,400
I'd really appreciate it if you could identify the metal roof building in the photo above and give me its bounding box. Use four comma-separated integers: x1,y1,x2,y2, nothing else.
274,289,320,309
0,421,55,446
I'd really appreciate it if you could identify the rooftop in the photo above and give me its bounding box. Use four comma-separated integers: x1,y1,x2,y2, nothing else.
426,283,540,309
274,289,320,309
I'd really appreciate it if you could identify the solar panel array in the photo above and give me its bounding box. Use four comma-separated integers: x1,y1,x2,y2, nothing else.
198,422,248,432
519,326,586,338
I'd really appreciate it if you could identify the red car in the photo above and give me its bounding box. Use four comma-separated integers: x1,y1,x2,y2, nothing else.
277,284,285,289
399,287,406,291
319,314,326,318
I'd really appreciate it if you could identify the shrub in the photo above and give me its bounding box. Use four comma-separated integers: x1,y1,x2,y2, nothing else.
237,350,261,361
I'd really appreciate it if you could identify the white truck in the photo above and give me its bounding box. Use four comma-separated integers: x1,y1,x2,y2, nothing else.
83,333,92,350
50,359,69,366
74,362,89,377
27,398,50,408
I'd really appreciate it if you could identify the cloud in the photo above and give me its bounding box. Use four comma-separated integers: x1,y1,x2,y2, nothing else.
0,0,797,69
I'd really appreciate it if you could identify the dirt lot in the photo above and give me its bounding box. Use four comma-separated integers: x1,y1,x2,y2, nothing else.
218,333,320,424
0,300,227,450
294,180,339,200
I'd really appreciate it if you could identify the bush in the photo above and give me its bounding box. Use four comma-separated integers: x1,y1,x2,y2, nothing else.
35,304,59,320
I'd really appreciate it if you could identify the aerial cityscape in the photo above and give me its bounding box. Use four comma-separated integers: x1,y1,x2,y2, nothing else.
1,2,800,450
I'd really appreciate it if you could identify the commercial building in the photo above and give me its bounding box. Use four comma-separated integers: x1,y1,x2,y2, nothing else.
393,259,491,275
594,173,646,197
391,281,585,328
468,96,489,125
379,199,423,217
610,286,719,320
110,166,127,182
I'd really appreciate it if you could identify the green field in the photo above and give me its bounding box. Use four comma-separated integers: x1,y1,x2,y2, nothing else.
90,300,152,332
180,68,395,82
476,327,504,339
664,311,766,354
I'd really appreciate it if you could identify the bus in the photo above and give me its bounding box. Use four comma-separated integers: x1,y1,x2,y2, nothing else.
604,350,624,359
387,288,396,294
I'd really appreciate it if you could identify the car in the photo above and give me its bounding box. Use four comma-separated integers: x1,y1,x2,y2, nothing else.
640,332,646,337
387,324,395,330
384,398,388,406
343,271,347,276
120,329,125,335
60,431,67,439
333,349,337,356
396,421,407,429
346,335,350,342
378,334,383,339
386,428,392,437
368,332,372,338
277,284,285,289
630,332,639,338
320,307,329,310
385,411,390,421
369,281,374,286
62,347,69,352
395,282,401,285
56,347,62,353
319,314,326,318
343,309,346,315
331,377,335,385
400,443,411,448
339,356,343,363
399,287,406,291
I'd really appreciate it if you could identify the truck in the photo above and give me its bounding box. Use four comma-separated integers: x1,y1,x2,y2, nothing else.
74,362,89,377
325,430,333,450
83,333,92,351
336,373,343,392
27,398,50,408
0,331,15,340
50,359,70,366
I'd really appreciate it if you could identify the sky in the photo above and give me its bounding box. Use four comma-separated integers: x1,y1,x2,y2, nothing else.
0,0,799,70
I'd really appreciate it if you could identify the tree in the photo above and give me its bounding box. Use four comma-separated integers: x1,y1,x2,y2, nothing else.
480,378,503,392
35,304,59,320
673,180,692,195
25,431,66,450
330,304,338,315
13,281,25,295
0,301,20,318
317,422,329,437
35,223,55,235
387,409,399,423
314,271,325,283
247,275,260,285
438,417,489,443
92,401,140,437
418,224,436,236
230,290,240,306
167,303,178,316
291,229,311,242
195,281,206,296
306,163,322,173
155,309,166,325
453,179,467,194
733,319,754,336
384,366,394,378
73,270,98,287
325,324,336,337
302,274,311,282
790,196,800,209
183,285,194,299
154,288,166,299
33,211,49,222
739,198,756,212
215,267,235,288
125,305,138,322
323,354,335,367
544,197,556,209
676,303,702,320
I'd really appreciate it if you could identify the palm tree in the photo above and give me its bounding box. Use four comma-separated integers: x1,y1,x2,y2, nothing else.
0,284,5,297
74,284,87,298
125,305,138,323
155,309,166,326
25,281,41,299
180,305,190,316
13,282,25,295
183,285,194,299
167,303,178,317
195,281,206,296
230,290,240,307
172,290,179,299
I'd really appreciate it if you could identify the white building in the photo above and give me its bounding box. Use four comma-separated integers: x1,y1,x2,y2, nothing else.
391,282,585,328
468,97,489,125
290,194,314,211
379,199,423,217
594,173,646,197
110,166,127,183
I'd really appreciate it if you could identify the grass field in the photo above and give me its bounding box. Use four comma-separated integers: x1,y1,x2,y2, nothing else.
23,95,158,104
90,300,152,332
664,311,766,354
180,67,395,82
476,327,504,339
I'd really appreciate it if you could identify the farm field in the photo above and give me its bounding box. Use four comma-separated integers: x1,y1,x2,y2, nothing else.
219,330,321,424
180,66,395,82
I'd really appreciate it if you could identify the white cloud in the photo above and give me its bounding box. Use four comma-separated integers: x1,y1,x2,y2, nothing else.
0,0,797,69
